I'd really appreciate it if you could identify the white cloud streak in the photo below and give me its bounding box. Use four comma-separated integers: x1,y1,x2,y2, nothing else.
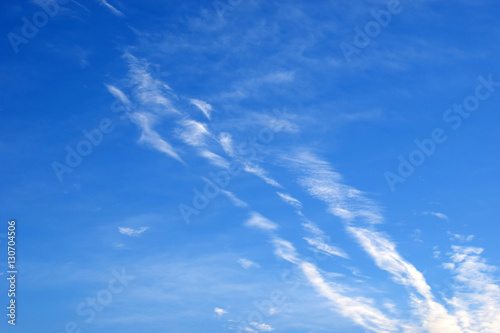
200,151,230,168
302,220,349,259
237,258,260,269
100,0,124,17
424,212,449,220
129,112,183,162
285,151,462,332
243,163,282,188
118,226,149,236
276,192,302,209
105,84,131,108
222,190,248,208
244,212,278,231
190,99,213,120
243,212,401,333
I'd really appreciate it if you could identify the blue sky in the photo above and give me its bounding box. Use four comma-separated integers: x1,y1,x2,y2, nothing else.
1,0,500,332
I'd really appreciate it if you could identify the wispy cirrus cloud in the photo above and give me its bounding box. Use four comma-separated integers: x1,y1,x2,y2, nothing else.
424,211,449,220
218,132,235,157
129,112,183,162
302,220,349,259
243,212,401,333
190,99,213,120
284,151,463,332
105,84,131,108
222,190,248,207
448,232,474,243
285,151,383,224
219,71,295,100
176,119,211,147
100,0,124,17
237,258,260,269
199,151,230,169
300,261,401,333
444,246,500,333
244,212,278,231
124,53,179,115
276,192,302,209
348,226,463,333
118,226,149,236
243,162,282,188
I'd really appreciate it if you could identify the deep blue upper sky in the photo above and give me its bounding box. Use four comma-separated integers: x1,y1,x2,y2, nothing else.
1,1,499,332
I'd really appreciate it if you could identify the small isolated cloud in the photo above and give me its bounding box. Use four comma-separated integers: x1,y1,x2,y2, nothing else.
276,192,302,209
423,211,449,220
222,190,248,207
190,99,213,120
244,212,278,231
448,232,474,243
118,226,149,236
214,307,228,317
100,0,124,16
113,243,127,249
254,114,299,133
237,258,260,269
105,84,131,108
250,322,274,331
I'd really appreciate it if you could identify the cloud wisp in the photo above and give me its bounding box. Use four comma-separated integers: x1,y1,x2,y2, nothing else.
118,226,149,236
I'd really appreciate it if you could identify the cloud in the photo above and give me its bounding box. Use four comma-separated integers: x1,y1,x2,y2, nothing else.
219,132,235,157
250,322,274,331
285,152,462,332
303,236,348,259
222,190,248,207
448,232,474,243
118,226,149,236
302,220,349,259
243,163,282,188
244,211,400,333
129,112,183,162
244,212,278,231
105,84,131,108
276,192,302,209
214,307,228,317
253,113,299,133
424,211,449,220
176,119,211,147
116,53,185,163
199,151,230,169
220,71,295,100
272,238,299,263
124,53,179,115
285,151,382,223
237,258,260,269
348,226,462,333
300,261,401,333
100,0,124,17
444,246,500,333
190,99,213,120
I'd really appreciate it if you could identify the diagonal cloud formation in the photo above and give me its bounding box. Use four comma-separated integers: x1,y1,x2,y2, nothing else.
244,212,402,333
284,151,464,333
